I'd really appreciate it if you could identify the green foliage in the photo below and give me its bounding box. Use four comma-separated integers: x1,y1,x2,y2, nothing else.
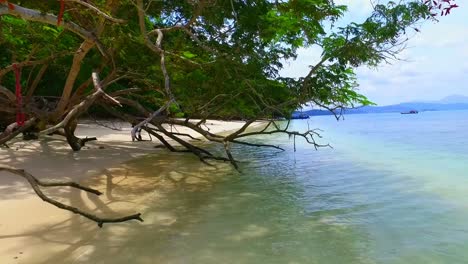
0,0,446,119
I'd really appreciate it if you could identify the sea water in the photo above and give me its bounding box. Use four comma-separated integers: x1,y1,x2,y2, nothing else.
67,110,468,263
146,110,468,263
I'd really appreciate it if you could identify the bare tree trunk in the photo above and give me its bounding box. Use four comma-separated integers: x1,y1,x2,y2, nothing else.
55,0,121,117
55,40,95,116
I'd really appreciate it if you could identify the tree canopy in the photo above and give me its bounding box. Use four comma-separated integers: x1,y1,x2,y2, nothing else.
0,0,457,121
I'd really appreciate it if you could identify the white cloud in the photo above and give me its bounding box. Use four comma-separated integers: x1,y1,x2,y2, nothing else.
280,1,468,105
280,46,323,78
356,11,468,105
334,0,374,17
411,22,468,49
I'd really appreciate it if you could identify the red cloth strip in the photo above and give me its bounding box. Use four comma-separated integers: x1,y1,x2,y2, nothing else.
13,64,25,127
57,0,65,26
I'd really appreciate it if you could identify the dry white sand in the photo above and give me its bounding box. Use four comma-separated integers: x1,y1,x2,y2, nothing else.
0,120,263,264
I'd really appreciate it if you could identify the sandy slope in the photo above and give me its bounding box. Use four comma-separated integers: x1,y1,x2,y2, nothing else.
0,120,262,264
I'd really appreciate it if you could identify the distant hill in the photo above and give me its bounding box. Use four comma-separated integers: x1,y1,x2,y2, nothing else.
437,95,468,104
296,95,468,116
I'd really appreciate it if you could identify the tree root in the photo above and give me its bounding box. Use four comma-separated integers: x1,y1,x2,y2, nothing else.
0,166,143,227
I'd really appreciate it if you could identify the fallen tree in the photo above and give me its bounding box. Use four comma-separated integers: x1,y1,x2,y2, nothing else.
0,0,458,225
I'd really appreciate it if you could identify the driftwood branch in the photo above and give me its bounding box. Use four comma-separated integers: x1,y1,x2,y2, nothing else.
0,166,143,227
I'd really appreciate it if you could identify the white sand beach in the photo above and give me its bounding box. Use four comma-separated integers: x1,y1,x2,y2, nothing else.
0,120,261,264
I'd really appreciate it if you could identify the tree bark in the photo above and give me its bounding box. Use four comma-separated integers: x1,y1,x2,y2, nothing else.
55,40,95,116
64,119,97,151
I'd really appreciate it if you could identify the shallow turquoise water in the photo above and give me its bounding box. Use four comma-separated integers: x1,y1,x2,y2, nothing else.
138,110,468,263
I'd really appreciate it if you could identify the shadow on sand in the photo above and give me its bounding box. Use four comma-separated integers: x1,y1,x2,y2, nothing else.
0,136,238,263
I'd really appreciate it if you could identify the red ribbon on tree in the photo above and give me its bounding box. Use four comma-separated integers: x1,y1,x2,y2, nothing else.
57,0,65,26
13,63,25,127
0,0,16,10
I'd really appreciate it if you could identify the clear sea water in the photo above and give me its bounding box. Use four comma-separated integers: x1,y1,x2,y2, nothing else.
107,110,468,263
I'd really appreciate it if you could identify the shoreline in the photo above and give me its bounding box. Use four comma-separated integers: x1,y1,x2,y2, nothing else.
0,119,264,263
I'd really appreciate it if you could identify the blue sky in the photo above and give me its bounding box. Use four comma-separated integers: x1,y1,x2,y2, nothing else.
280,0,468,106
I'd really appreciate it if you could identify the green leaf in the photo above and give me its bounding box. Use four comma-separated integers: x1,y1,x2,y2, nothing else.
182,51,197,59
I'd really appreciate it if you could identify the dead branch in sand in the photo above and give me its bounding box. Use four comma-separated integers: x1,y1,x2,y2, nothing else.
0,166,143,227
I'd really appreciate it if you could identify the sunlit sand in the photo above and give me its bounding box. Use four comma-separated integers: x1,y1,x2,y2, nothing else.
0,120,255,263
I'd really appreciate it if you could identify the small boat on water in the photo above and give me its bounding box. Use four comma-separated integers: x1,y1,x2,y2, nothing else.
290,113,310,119
401,110,418,114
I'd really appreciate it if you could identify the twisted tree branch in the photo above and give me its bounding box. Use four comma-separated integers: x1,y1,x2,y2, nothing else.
40,72,120,136
0,166,143,227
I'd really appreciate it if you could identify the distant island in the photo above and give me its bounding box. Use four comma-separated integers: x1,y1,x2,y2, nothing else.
298,95,468,116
